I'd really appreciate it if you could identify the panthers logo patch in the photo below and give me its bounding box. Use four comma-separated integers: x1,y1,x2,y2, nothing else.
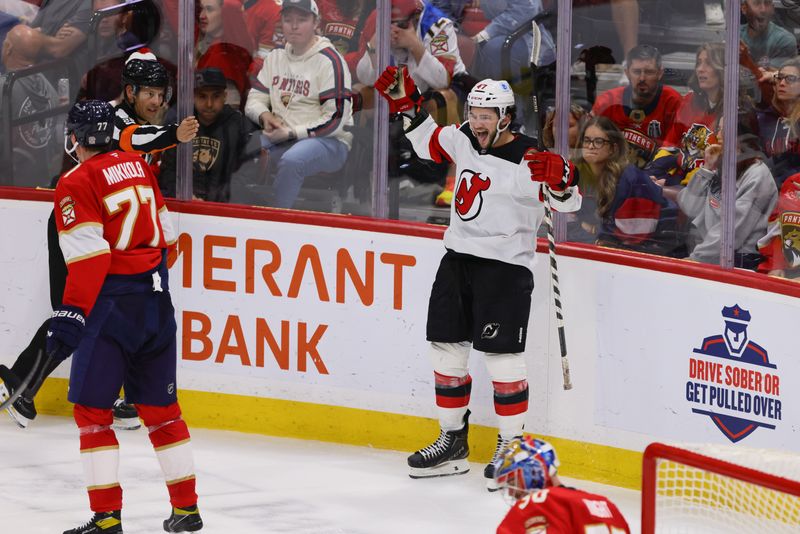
781,212,800,267
59,195,76,227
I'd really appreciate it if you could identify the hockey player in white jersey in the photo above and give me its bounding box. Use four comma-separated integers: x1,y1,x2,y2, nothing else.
375,66,581,489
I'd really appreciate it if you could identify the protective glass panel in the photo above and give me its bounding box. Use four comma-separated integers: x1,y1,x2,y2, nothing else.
219,0,377,213
0,0,167,189
566,0,729,266
384,0,556,223
745,0,800,279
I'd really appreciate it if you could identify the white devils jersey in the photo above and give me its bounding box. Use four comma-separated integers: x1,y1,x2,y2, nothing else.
406,114,582,272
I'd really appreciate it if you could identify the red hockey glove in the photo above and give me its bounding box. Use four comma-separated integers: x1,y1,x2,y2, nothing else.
374,65,423,114
524,149,577,192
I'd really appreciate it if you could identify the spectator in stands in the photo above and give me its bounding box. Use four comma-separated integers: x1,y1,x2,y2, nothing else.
27,0,91,61
574,117,677,252
755,57,800,187
741,0,796,73
542,103,589,154
244,0,282,61
0,23,62,187
592,45,681,168
648,42,725,186
678,122,778,269
571,0,639,64
757,172,800,278
357,0,467,95
468,0,555,83
245,0,353,209
160,68,257,202
319,0,374,78
79,0,138,102
196,0,255,107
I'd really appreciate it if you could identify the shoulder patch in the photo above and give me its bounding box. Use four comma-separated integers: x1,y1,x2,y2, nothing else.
59,195,77,227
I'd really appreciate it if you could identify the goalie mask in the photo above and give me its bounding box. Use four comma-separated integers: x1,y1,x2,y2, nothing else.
493,436,559,503
466,79,516,147
64,100,115,162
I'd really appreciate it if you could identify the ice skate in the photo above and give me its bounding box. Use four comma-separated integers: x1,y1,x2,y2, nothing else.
0,364,35,428
163,505,203,532
112,398,141,430
63,510,122,534
408,410,470,478
485,433,522,491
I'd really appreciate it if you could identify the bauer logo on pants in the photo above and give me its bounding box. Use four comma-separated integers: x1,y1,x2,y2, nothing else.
685,304,782,443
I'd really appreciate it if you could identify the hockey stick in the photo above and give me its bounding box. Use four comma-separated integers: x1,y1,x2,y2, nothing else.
0,348,44,412
531,16,573,390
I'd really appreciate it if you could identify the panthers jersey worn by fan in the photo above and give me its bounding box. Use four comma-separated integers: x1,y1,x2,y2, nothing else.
356,3,467,92
592,84,681,167
54,150,176,315
405,115,582,272
497,486,631,534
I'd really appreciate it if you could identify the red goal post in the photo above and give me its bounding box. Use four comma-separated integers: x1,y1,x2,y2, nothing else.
641,442,800,533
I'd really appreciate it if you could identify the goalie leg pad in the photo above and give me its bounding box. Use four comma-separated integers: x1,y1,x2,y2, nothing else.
430,342,471,431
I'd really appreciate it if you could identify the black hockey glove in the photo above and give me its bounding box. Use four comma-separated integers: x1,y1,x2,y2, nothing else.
46,305,86,363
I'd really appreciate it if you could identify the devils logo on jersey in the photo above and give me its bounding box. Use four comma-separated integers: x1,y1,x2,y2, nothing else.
454,169,491,221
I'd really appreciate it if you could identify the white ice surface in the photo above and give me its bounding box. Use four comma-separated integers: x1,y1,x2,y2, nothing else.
0,415,641,533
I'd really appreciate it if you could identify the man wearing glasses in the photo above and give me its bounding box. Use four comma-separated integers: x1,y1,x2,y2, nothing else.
592,44,681,168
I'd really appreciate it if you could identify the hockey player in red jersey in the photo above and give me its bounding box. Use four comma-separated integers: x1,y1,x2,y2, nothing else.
591,44,681,168
375,66,581,489
495,436,631,534
50,100,202,534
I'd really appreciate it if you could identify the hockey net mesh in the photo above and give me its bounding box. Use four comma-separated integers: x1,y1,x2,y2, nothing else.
644,443,800,533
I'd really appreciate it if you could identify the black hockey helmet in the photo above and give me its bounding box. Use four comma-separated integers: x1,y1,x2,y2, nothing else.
122,49,170,99
65,99,115,148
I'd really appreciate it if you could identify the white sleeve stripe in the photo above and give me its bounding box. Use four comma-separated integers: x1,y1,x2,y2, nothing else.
59,225,110,264
59,221,103,236
158,208,177,245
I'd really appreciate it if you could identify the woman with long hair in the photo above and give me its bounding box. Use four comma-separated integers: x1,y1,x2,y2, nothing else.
575,116,677,252
648,42,725,186
756,57,800,187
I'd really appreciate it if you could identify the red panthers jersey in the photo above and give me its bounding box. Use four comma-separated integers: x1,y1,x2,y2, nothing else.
54,150,177,315
662,91,719,149
592,85,681,167
497,486,631,534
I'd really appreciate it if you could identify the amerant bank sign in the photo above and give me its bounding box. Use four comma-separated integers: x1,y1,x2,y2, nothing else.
685,304,783,443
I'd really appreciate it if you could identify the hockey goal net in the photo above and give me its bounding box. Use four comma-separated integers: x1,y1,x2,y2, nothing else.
641,442,800,533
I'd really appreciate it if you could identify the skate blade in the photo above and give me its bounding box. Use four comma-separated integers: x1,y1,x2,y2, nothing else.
113,417,142,431
485,477,500,492
6,404,31,428
0,382,26,428
409,459,470,479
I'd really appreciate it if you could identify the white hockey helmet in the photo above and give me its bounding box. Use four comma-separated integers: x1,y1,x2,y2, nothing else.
467,79,516,118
